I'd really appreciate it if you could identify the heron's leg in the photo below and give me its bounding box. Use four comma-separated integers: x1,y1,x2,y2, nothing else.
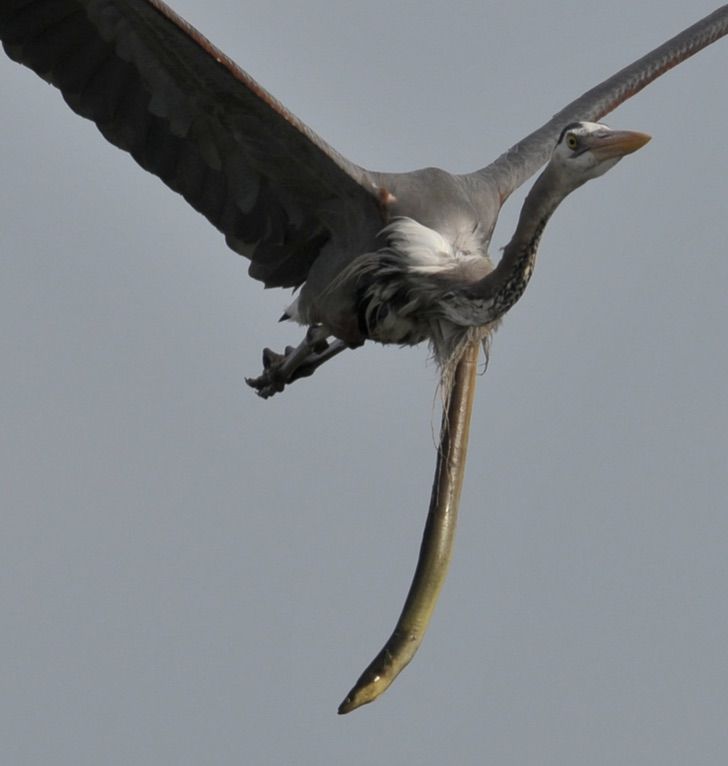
245,326,349,398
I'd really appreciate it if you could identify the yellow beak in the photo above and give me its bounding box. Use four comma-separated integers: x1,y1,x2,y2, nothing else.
590,129,652,159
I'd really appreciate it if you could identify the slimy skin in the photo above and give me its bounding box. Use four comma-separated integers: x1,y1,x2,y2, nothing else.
338,341,479,714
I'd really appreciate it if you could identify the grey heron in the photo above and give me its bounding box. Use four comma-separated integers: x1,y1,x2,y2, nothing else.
2,1,726,713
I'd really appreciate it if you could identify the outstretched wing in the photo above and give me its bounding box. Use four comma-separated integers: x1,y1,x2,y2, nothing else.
472,5,728,205
0,0,383,288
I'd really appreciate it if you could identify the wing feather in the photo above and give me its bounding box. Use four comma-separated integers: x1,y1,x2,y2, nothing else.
0,0,383,288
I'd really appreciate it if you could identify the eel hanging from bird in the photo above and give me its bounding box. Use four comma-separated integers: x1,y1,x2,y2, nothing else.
1,2,727,712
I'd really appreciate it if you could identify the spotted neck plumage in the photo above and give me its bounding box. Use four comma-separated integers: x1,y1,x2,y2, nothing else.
443,163,571,328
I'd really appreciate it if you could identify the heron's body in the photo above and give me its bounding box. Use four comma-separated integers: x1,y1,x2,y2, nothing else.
277,167,496,357
293,210,493,358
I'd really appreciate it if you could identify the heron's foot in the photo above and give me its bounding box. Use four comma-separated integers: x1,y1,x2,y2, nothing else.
245,327,349,398
245,345,317,398
245,348,285,398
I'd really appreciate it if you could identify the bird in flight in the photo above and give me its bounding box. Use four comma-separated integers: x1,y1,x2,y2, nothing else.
2,2,727,712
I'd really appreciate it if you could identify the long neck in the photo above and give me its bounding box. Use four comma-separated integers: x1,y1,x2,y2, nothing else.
467,163,570,323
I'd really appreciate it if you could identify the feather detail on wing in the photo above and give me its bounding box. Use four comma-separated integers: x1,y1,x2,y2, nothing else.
0,0,384,288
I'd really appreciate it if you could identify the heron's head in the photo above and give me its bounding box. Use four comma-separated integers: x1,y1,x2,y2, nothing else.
551,121,651,189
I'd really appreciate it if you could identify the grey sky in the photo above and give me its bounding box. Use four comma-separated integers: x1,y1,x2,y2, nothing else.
1,2,727,764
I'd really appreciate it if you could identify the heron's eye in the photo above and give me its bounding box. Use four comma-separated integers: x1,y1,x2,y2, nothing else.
566,133,579,150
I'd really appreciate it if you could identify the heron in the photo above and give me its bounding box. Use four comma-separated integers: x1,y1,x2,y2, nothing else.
2,1,727,712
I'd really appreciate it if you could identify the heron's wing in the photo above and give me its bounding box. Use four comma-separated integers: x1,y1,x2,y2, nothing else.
0,0,383,288
472,5,728,205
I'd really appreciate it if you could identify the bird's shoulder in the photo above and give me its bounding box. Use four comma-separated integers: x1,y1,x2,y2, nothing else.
371,167,496,251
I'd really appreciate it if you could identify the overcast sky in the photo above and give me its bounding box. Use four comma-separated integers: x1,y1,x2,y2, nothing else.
2,2,727,764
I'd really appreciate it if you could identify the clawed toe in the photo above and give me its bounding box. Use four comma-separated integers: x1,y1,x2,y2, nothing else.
261,347,285,370
246,327,349,399
246,351,286,398
245,375,285,398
